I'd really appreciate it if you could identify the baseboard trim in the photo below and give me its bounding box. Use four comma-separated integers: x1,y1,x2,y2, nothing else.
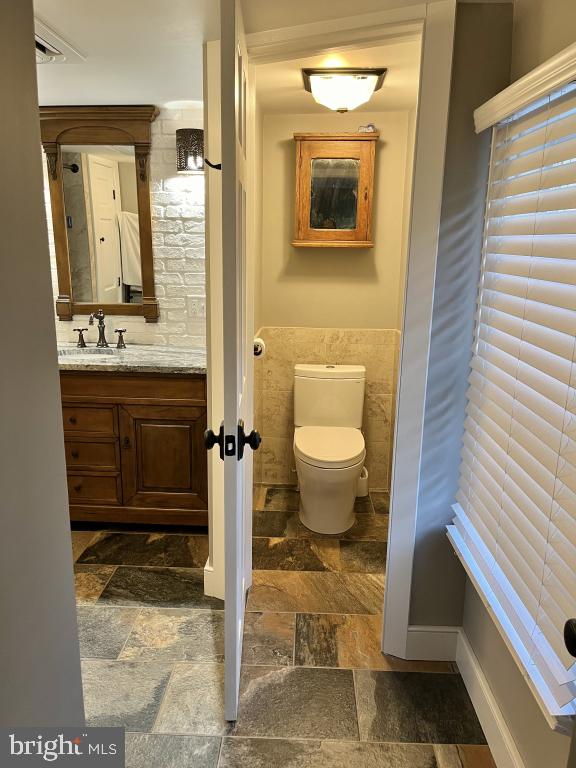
203,559,224,601
406,625,460,661
405,625,524,768
456,630,525,768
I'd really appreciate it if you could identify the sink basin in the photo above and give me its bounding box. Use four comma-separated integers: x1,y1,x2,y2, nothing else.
58,347,116,356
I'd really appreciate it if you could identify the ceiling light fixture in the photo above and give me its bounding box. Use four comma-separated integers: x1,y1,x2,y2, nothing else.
302,68,387,113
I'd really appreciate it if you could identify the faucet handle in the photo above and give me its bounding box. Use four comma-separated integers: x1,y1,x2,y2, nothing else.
115,328,127,349
73,328,88,348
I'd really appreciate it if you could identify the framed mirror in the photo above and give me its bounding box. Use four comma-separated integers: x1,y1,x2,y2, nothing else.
40,106,160,321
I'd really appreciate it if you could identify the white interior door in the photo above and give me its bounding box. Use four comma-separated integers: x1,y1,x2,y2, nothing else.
87,155,122,303
220,0,256,721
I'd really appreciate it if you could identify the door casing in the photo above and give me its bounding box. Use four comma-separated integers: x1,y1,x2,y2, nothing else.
204,0,459,662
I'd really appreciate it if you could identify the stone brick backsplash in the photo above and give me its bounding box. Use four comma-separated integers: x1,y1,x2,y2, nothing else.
253,327,400,490
44,105,206,349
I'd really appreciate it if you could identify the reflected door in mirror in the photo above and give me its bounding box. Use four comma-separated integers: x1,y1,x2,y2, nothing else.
61,145,142,305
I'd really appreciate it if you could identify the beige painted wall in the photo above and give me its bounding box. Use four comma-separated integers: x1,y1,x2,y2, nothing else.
398,107,417,329
260,111,413,330
512,0,576,79
0,0,84,725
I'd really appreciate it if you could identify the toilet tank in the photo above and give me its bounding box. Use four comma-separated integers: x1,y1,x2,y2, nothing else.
294,364,366,428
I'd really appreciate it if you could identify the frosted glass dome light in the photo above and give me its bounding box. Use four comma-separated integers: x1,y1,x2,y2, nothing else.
302,68,387,113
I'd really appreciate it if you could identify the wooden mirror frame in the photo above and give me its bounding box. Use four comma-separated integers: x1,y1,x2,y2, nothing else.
40,105,160,322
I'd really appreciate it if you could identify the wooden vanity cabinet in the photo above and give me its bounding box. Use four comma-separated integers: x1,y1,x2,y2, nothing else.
60,371,208,526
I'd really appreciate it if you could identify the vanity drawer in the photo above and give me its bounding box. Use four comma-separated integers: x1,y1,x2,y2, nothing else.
67,473,122,505
65,438,119,470
62,405,117,435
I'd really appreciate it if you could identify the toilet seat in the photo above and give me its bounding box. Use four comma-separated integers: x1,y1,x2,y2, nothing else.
294,426,365,469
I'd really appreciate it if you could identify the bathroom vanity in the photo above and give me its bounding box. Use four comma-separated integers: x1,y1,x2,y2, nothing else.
59,346,208,527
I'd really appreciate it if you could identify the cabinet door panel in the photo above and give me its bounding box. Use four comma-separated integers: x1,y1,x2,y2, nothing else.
120,405,207,510
140,424,192,490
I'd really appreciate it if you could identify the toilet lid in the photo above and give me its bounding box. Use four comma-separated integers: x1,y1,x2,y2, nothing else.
294,426,365,469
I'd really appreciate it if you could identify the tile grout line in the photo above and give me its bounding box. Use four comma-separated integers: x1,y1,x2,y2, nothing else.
129,729,481,750
215,734,226,768
351,668,363,743
80,657,457,674
148,660,180,736
114,606,144,661
78,562,212,571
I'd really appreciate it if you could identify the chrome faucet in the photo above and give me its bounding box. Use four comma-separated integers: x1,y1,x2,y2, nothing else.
89,309,109,348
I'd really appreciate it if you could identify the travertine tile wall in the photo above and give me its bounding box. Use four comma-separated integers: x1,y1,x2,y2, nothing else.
253,327,400,490
44,106,206,349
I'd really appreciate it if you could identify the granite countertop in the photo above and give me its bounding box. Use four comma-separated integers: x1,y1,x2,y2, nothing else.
57,344,207,375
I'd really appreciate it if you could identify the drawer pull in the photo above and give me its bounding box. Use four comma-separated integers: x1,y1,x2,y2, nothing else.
68,416,77,425
73,484,82,493
71,450,80,460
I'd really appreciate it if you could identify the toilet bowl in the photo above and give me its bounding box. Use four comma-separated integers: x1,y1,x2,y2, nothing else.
293,364,366,534
294,426,366,534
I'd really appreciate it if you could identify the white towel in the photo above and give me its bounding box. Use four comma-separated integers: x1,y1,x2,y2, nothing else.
119,211,142,287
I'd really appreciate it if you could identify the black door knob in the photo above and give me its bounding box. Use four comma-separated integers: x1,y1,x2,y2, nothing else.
237,420,262,461
245,430,262,450
564,619,576,658
204,423,225,460
204,429,219,449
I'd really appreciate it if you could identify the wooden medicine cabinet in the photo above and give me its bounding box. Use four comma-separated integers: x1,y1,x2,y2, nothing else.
293,132,379,248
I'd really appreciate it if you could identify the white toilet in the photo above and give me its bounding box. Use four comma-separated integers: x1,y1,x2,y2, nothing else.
293,364,366,534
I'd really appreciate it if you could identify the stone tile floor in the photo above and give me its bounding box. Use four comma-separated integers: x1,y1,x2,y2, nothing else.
71,486,496,768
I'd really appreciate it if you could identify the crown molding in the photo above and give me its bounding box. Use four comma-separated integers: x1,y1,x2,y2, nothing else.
246,6,425,63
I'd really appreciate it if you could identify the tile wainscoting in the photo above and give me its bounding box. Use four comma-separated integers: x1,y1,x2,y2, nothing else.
44,105,206,349
253,327,400,490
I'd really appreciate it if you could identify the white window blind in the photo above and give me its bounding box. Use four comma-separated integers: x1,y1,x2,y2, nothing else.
448,82,576,723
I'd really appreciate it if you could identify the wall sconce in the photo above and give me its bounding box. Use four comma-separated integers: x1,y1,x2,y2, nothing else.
176,128,204,173
302,68,387,113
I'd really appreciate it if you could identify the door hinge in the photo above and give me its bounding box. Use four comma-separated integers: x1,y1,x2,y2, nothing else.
112,189,116,200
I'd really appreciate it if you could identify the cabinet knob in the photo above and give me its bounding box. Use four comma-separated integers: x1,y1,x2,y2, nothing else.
73,484,82,493
68,416,77,425
71,450,80,460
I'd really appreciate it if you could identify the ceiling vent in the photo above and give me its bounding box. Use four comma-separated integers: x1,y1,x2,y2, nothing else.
34,18,85,65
